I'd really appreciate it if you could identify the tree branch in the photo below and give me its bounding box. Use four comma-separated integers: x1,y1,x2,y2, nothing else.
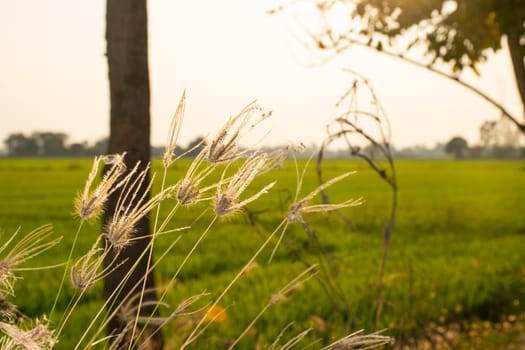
506,32,525,121
330,36,525,133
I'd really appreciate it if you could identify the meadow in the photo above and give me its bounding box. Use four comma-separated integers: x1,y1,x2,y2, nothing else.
0,158,524,349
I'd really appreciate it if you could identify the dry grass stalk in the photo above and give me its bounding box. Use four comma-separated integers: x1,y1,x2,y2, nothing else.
271,327,314,350
319,71,397,328
287,171,363,224
176,148,216,206
134,291,212,347
270,265,317,305
268,163,362,262
0,226,61,296
0,318,56,350
214,152,277,217
0,295,17,322
116,289,171,328
70,237,125,290
163,90,186,169
321,329,391,349
207,101,271,164
70,246,106,290
75,153,127,221
103,165,176,251
112,290,210,349
0,262,15,300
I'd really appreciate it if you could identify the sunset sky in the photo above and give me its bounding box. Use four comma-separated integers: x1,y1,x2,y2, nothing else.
1,1,522,150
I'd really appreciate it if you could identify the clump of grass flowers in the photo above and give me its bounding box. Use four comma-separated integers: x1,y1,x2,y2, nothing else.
0,225,60,297
0,317,56,349
214,151,279,217
74,153,127,221
1,93,390,349
0,225,60,347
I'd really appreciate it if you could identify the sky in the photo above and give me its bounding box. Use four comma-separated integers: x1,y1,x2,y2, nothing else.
0,1,523,150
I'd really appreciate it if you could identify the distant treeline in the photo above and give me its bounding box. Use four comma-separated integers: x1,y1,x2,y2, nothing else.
2,132,205,158
3,132,108,157
322,141,525,160
2,131,524,159
394,140,525,159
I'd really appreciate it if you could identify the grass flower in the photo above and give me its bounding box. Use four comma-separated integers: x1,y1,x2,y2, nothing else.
287,171,363,224
269,159,363,261
91,289,171,349
0,262,15,300
321,329,391,349
269,265,317,305
0,318,56,350
70,248,105,290
126,291,210,348
269,326,313,350
214,152,278,217
163,90,186,169
176,179,203,206
104,165,176,251
170,292,210,319
74,153,127,220
0,295,16,321
116,289,169,326
176,148,216,206
70,237,124,290
207,101,271,164
0,226,60,296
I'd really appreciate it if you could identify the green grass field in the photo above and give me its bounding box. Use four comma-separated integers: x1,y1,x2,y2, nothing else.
0,158,524,349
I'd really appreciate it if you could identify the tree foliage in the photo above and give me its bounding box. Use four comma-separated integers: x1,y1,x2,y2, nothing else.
279,0,525,131
3,132,108,157
445,135,469,158
336,0,525,72
4,133,39,157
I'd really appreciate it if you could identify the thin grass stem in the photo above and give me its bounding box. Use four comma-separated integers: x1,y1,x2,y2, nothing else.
128,167,169,349
132,215,218,346
182,219,287,349
49,220,84,322
76,235,181,350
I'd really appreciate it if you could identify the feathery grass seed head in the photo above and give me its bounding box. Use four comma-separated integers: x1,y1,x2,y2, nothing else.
163,90,186,169
176,179,201,205
175,150,216,206
321,329,391,349
0,295,16,321
104,166,176,250
207,102,271,164
171,292,210,318
70,239,113,290
104,220,139,252
0,262,15,298
0,318,56,350
103,164,150,250
214,152,277,217
75,153,127,220
270,265,317,305
287,171,363,224
0,226,60,296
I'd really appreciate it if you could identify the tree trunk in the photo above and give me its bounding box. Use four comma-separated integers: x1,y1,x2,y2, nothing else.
104,0,163,348
507,31,525,128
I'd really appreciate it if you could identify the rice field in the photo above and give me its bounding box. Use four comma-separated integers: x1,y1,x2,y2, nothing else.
0,158,524,349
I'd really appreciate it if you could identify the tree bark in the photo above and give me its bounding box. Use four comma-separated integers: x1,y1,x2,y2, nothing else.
507,32,525,125
104,0,163,348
